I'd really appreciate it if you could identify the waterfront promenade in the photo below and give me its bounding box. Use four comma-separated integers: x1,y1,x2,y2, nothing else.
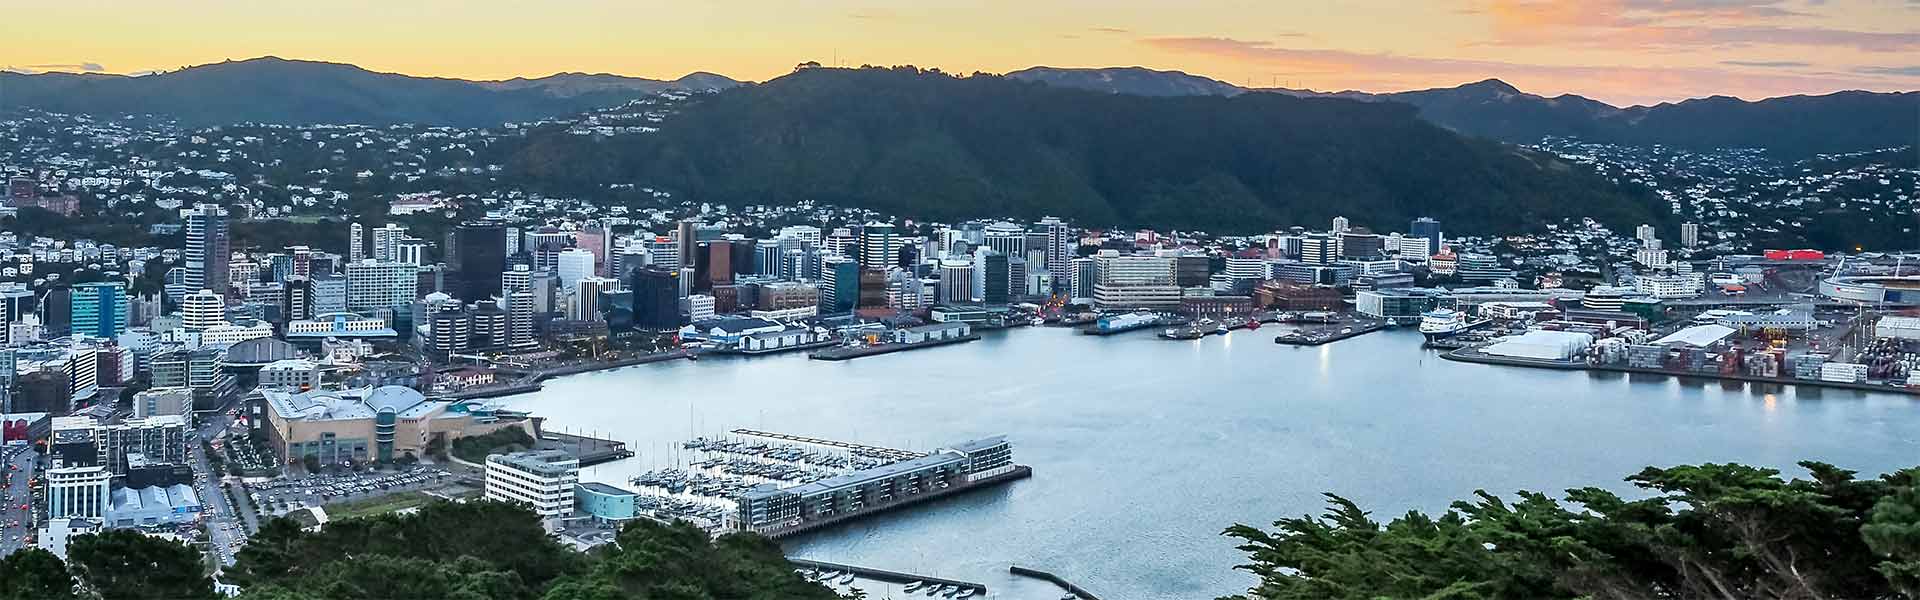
1441,347,1919,397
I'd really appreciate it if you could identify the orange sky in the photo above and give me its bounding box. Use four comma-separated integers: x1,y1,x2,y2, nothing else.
4,0,1916,106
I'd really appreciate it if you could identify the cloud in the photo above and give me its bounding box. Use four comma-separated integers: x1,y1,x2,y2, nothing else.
1088,27,1131,34
1481,0,1918,51
24,62,105,72
1854,65,1920,76
847,9,896,20
1719,60,1812,67
1139,35,1912,105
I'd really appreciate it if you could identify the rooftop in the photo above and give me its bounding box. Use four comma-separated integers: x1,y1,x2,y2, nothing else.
261,386,440,422
489,449,579,476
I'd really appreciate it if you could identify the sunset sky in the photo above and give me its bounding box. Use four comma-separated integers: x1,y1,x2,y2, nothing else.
5,0,1917,106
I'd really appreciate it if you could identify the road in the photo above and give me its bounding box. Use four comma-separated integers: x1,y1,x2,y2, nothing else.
191,412,248,567
0,445,36,556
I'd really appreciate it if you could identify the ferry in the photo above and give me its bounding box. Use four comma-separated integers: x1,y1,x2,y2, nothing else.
1418,309,1470,341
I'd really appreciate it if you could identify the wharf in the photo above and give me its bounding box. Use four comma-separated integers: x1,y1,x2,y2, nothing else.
536,431,633,466
788,558,988,596
708,340,839,356
731,429,926,461
807,334,981,361
1009,565,1103,600
1441,349,1920,396
1272,322,1390,346
763,465,1033,539
1082,316,1186,336
441,350,698,399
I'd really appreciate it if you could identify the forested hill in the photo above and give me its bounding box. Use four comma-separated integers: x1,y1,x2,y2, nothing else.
0,57,739,127
1011,66,1919,157
502,66,1661,234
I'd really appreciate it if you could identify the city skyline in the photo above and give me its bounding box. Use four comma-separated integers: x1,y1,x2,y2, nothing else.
4,0,1917,107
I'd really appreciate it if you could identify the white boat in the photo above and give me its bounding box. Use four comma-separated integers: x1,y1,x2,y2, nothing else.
903,581,925,592
1418,309,1469,341
839,572,856,584
955,589,977,599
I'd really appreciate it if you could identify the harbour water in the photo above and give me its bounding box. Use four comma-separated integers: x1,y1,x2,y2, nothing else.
501,326,1920,599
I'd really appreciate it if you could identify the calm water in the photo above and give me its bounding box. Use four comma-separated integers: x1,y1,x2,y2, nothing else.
502,326,1920,599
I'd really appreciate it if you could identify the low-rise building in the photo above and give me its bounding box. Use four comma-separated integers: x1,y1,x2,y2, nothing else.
485,449,579,520
259,385,529,464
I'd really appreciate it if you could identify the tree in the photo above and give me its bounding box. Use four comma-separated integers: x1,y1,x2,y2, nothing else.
0,547,77,600
66,529,216,600
1225,461,1920,600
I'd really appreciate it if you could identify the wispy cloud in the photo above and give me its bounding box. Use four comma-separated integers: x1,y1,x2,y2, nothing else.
24,62,104,72
1854,65,1920,76
1481,0,1919,52
1720,60,1812,67
1139,36,1913,105
1088,27,1131,34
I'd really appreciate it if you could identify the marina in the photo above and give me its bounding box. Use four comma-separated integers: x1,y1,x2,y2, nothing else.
790,558,989,598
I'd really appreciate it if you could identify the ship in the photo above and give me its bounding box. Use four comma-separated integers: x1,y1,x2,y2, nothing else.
1083,311,1160,335
1418,309,1471,341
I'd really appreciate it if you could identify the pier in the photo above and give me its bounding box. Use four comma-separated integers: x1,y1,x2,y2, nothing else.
731,429,926,461
807,334,981,361
1009,565,1103,600
760,465,1033,540
1441,348,1920,396
1272,321,1390,346
536,431,633,466
788,558,988,596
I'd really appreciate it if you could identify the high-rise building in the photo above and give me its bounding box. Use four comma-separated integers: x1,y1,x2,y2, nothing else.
447,222,508,302
346,260,419,313
970,249,1009,304
557,248,596,294
576,226,610,277
308,274,348,315
1069,257,1096,300
395,238,429,266
778,225,822,246
859,222,899,271
370,224,408,262
1332,216,1350,233
183,203,230,296
674,219,699,269
982,222,1026,259
1680,222,1700,249
348,222,365,263
939,259,975,305
819,256,859,314
823,228,857,257
504,291,536,349
1092,251,1181,311
1636,224,1657,245
631,267,680,330
46,466,111,519
1037,216,1073,285
180,289,226,332
1410,217,1443,256
69,282,129,339
1300,234,1335,265
574,277,620,321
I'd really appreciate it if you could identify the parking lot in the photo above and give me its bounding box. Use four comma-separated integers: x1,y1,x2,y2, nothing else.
248,467,456,514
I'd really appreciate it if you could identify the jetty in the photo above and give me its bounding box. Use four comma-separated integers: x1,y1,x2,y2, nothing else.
808,334,981,361
1009,565,1103,600
731,429,925,461
1441,348,1920,396
1272,321,1390,346
789,558,988,596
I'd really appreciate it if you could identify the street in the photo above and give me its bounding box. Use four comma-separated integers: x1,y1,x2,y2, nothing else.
0,445,36,556
191,411,249,567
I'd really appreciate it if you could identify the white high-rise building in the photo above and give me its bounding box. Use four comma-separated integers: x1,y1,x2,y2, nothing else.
859,222,899,271
938,259,974,305
395,238,429,266
483,449,578,520
371,224,408,262
1680,222,1700,249
345,260,419,313
46,466,111,520
1332,216,1350,233
180,289,225,332
777,225,822,246
348,222,365,263
1036,216,1073,278
505,290,536,349
557,249,595,300
1636,224,1657,245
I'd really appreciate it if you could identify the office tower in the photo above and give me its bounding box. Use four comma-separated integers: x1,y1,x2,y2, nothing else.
1680,222,1700,248
1301,234,1334,265
447,222,508,302
980,222,1024,259
673,219,699,269
470,301,509,350
782,249,810,281
290,246,313,280
183,203,230,296
574,277,620,321
346,260,419,313
970,249,1009,304
557,248,595,293
47,466,111,519
371,224,407,261
395,238,428,265
819,256,859,314
631,267,680,330
1457,253,1516,282
1636,223,1657,245
823,228,857,257
308,273,347,315
778,225,823,246
180,289,226,332
485,450,579,520
1410,217,1443,256
576,226,610,277
69,282,129,339
505,290,536,349
1338,232,1385,260
754,239,783,276
502,264,532,294
858,222,899,271
0,284,31,346
1037,216,1073,277
1069,257,1095,299
421,296,471,355
1091,251,1181,311
348,222,365,262
1332,216,1350,233
939,259,975,305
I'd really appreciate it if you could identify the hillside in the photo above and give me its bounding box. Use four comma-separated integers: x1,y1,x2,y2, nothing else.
498,66,1661,234
1012,67,1919,156
0,57,739,126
